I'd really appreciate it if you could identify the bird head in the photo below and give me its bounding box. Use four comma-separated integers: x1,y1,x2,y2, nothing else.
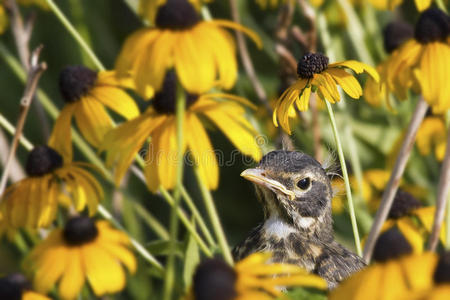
241,150,333,236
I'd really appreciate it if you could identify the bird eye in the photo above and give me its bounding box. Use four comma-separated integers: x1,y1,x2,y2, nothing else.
296,177,311,190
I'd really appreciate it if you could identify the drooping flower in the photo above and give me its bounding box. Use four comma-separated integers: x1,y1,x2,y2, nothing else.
185,253,327,300
49,66,140,161
369,0,438,11
416,116,447,161
274,52,379,134
364,21,414,109
0,145,103,229
331,229,439,300
0,273,51,300
116,0,262,96
387,8,450,113
101,72,262,192
25,217,136,300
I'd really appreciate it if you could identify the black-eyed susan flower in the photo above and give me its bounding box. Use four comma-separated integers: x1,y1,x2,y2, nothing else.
185,253,327,300
0,211,16,240
101,72,262,192
274,52,379,134
331,229,439,300
416,116,447,161
116,0,262,95
48,66,140,161
0,273,51,300
0,145,103,229
387,8,450,113
25,217,136,300
364,21,414,108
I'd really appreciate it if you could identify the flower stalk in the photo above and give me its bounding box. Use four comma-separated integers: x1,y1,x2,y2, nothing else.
325,101,362,256
163,89,186,300
195,168,234,265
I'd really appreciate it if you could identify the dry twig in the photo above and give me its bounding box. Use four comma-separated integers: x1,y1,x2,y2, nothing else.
363,98,429,262
0,45,47,198
5,0,50,138
428,128,450,251
229,0,271,113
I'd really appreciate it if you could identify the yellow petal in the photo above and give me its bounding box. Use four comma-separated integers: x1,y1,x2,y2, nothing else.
210,19,262,49
201,103,262,161
414,0,432,11
74,96,112,147
58,248,85,300
397,217,424,254
186,114,219,189
174,27,216,93
99,242,137,274
329,60,380,82
327,68,363,99
91,86,139,120
83,245,126,296
48,103,77,162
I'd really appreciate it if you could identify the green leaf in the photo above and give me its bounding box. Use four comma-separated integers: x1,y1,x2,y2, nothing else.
281,287,328,300
183,220,201,289
147,240,184,258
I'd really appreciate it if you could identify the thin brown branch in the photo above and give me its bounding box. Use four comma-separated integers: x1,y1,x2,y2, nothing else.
229,0,271,113
275,44,297,74
428,128,450,251
296,0,317,51
363,98,428,262
0,45,47,198
5,0,50,139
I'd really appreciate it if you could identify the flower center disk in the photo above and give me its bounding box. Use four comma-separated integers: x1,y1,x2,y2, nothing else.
0,274,30,300
152,71,199,114
63,216,99,246
59,65,98,103
25,145,63,177
383,21,414,53
297,52,329,79
414,8,450,44
372,227,412,262
434,251,450,284
155,0,200,30
193,259,237,300
388,189,422,219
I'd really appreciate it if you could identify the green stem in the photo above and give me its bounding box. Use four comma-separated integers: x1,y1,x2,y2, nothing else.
325,101,362,256
98,205,164,273
132,201,170,240
195,168,233,265
44,0,105,71
163,89,186,300
0,113,33,151
180,185,216,248
159,187,212,257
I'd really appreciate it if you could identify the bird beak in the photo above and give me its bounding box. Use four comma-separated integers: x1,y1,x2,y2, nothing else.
240,168,295,201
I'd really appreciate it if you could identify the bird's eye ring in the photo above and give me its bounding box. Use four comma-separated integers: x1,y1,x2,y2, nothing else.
296,177,311,190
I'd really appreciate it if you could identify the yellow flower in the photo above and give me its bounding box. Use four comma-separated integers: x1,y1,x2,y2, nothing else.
138,0,211,23
330,248,439,300
364,21,414,108
186,253,327,300
0,211,16,240
274,52,379,134
416,117,447,161
0,273,51,300
101,72,262,192
48,67,140,161
116,0,262,95
25,217,136,300
0,145,103,229
387,8,450,113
